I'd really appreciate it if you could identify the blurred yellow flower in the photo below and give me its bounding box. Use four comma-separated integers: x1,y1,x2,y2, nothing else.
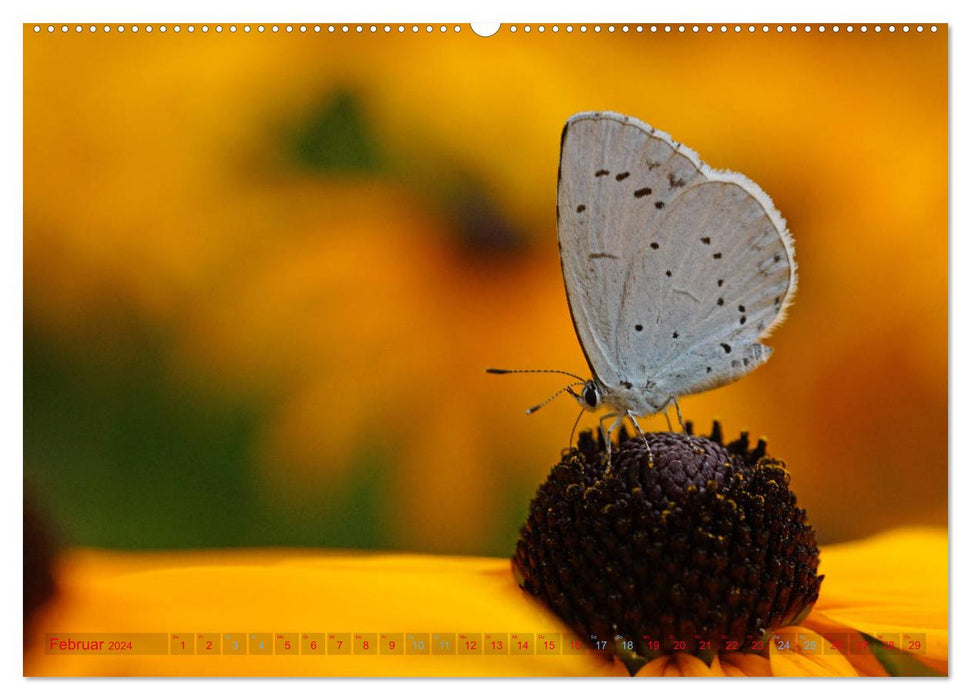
24,527,945,677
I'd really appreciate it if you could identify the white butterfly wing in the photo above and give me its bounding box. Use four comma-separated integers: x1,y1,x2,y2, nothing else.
557,111,796,406
558,112,706,386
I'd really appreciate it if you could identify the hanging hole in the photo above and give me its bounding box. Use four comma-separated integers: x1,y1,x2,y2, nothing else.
470,23,500,37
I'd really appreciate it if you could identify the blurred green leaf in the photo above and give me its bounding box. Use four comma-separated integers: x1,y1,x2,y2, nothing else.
288,89,381,173
23,324,390,551
864,634,945,677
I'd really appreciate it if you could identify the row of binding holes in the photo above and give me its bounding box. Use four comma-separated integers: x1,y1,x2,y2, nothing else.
33,24,939,34
509,25,937,33
31,25,464,33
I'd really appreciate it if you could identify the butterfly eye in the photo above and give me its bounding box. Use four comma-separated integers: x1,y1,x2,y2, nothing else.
583,382,600,408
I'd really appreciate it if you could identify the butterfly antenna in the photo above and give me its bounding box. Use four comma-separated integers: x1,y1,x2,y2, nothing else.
568,406,584,447
486,368,587,382
525,383,585,415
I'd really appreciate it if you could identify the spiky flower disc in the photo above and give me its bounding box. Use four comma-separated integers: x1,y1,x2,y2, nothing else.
513,422,822,671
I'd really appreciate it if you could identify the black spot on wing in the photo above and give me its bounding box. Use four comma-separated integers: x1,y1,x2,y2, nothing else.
738,305,746,312
576,204,586,213
650,242,659,250
615,172,630,181
668,173,687,188
672,331,679,339
655,201,665,210
717,279,724,287
713,252,723,259
595,169,610,177
589,252,619,260
701,236,711,245
634,187,652,198
665,270,672,277
739,315,747,325
721,343,732,354
717,298,724,306
635,324,643,332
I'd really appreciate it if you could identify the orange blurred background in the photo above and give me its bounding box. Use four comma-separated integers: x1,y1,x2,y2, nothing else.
23,24,947,556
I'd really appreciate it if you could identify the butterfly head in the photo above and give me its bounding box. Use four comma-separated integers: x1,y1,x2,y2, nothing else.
575,379,603,412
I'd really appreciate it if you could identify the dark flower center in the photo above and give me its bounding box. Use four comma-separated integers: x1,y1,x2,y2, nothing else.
513,422,823,673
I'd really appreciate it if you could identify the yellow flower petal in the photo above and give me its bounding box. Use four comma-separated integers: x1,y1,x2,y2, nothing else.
672,653,724,677
25,549,615,677
706,655,734,677
637,653,729,677
719,652,771,677
814,528,947,674
637,654,714,677
801,610,888,677
769,626,859,677
634,652,768,677
633,655,672,677
663,659,683,677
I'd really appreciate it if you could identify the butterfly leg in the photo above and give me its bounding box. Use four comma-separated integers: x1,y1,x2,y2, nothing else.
671,396,686,431
598,412,621,467
663,410,674,432
626,410,655,469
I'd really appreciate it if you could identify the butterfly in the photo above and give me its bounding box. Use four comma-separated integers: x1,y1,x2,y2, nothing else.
490,111,796,448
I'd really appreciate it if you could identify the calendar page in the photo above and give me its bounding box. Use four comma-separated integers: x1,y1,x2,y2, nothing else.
22,19,948,679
